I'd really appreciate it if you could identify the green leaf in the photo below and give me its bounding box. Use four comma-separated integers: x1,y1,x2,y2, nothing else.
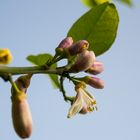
81,0,110,7
118,0,132,6
67,2,119,56
27,53,52,66
48,62,60,89
27,53,60,89
48,74,60,89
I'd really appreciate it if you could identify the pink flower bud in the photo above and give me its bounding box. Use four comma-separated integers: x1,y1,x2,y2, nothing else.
55,37,73,54
68,40,89,55
11,93,33,139
11,75,33,138
85,60,104,75
69,50,95,73
84,76,104,89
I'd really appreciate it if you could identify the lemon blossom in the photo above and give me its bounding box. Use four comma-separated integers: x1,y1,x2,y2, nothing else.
67,83,97,118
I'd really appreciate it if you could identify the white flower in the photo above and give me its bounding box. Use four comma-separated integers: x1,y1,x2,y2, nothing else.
67,84,97,118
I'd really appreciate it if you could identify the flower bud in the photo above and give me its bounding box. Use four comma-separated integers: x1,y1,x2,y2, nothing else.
55,37,73,55
0,48,12,64
85,60,104,75
84,76,104,89
11,74,33,138
69,50,95,73
11,93,33,139
67,40,89,56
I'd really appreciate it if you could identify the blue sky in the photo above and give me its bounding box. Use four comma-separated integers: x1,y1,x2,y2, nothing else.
0,0,140,140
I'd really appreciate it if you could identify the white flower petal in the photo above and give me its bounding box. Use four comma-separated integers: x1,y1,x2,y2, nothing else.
67,92,83,118
67,85,97,118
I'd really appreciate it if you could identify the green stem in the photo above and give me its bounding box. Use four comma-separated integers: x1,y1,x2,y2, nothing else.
47,54,64,66
50,55,64,65
8,74,20,93
59,76,74,102
64,73,79,85
60,76,67,101
0,65,64,76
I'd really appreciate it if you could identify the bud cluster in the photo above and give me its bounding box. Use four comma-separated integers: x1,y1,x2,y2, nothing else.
55,37,104,118
1,37,105,138
55,37,95,72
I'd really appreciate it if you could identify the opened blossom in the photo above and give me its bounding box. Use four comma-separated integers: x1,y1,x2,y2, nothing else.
67,83,97,118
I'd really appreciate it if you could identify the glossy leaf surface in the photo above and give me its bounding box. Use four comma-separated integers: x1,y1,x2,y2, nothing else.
67,2,119,56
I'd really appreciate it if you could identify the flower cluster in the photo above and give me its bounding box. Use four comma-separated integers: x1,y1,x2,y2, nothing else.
1,37,104,139
55,37,104,118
